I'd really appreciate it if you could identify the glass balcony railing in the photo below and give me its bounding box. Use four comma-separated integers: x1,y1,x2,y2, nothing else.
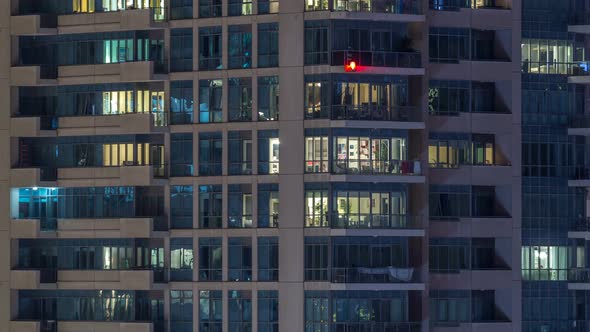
332,160,423,175
331,214,423,229
331,266,420,283
333,0,422,14
332,51,421,68
330,322,421,332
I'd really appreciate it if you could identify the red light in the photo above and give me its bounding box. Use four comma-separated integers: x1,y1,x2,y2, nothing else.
345,61,357,72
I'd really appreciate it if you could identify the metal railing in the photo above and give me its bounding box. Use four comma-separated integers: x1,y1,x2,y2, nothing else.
569,268,590,282
333,0,422,14
569,114,590,128
330,105,421,122
332,160,423,175
331,266,419,283
331,322,421,332
332,51,421,68
331,214,423,229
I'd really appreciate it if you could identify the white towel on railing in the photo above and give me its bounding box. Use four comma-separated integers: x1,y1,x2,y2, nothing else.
357,267,414,282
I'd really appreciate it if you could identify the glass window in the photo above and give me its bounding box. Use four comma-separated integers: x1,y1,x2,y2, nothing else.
199,185,222,229
170,81,194,124
428,80,470,115
228,237,252,281
229,290,252,332
258,184,279,228
170,238,194,281
258,76,279,121
199,26,222,70
228,25,252,69
198,79,223,123
304,21,329,65
228,131,253,175
228,78,252,122
304,0,328,11
258,290,279,332
198,238,222,281
228,0,252,16
199,0,222,17
305,183,329,227
258,23,279,68
199,290,222,331
199,132,223,176
304,291,329,332
171,133,194,177
171,290,193,332
258,237,279,281
305,237,329,281
305,131,329,173
171,185,193,229
258,130,280,174
228,184,253,228
170,28,193,72
170,0,193,19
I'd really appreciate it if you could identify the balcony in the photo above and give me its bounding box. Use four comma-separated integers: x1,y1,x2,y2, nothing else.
10,321,155,332
430,269,512,289
328,51,423,75
10,14,57,35
429,0,512,30
306,0,423,16
569,268,590,290
569,12,590,34
307,106,424,129
11,217,167,237
10,269,55,289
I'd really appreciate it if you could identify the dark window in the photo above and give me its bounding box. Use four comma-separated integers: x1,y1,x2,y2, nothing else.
170,28,193,72
304,237,328,281
199,290,222,330
170,0,193,19
199,0,222,17
199,26,222,70
258,23,279,68
171,186,193,229
228,131,253,175
228,78,252,122
229,0,252,16
228,184,253,228
198,79,223,123
258,237,279,281
258,184,279,228
228,237,252,281
229,290,252,332
199,185,222,229
198,238,222,281
199,132,223,176
257,290,279,332
304,21,329,65
171,290,193,332
171,133,193,176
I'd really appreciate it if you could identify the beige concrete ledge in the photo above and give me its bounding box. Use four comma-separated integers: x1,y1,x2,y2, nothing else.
57,321,153,332
58,62,165,85
569,25,590,34
57,270,154,290
569,75,590,84
11,117,57,137
10,321,40,332
57,165,166,187
10,66,56,86
56,217,157,238
10,15,57,35
10,168,57,188
58,9,164,34
58,113,164,136
10,219,51,239
10,270,40,289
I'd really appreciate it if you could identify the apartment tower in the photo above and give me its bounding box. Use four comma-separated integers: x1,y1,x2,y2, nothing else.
0,0,525,331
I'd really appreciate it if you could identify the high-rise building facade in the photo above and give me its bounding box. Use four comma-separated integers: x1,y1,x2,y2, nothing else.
0,0,527,331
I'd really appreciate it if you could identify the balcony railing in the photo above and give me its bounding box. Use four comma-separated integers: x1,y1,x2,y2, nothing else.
333,0,422,14
330,105,422,122
331,214,423,229
331,322,421,332
332,51,421,68
331,266,419,283
569,268,590,282
522,61,590,76
332,160,422,175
